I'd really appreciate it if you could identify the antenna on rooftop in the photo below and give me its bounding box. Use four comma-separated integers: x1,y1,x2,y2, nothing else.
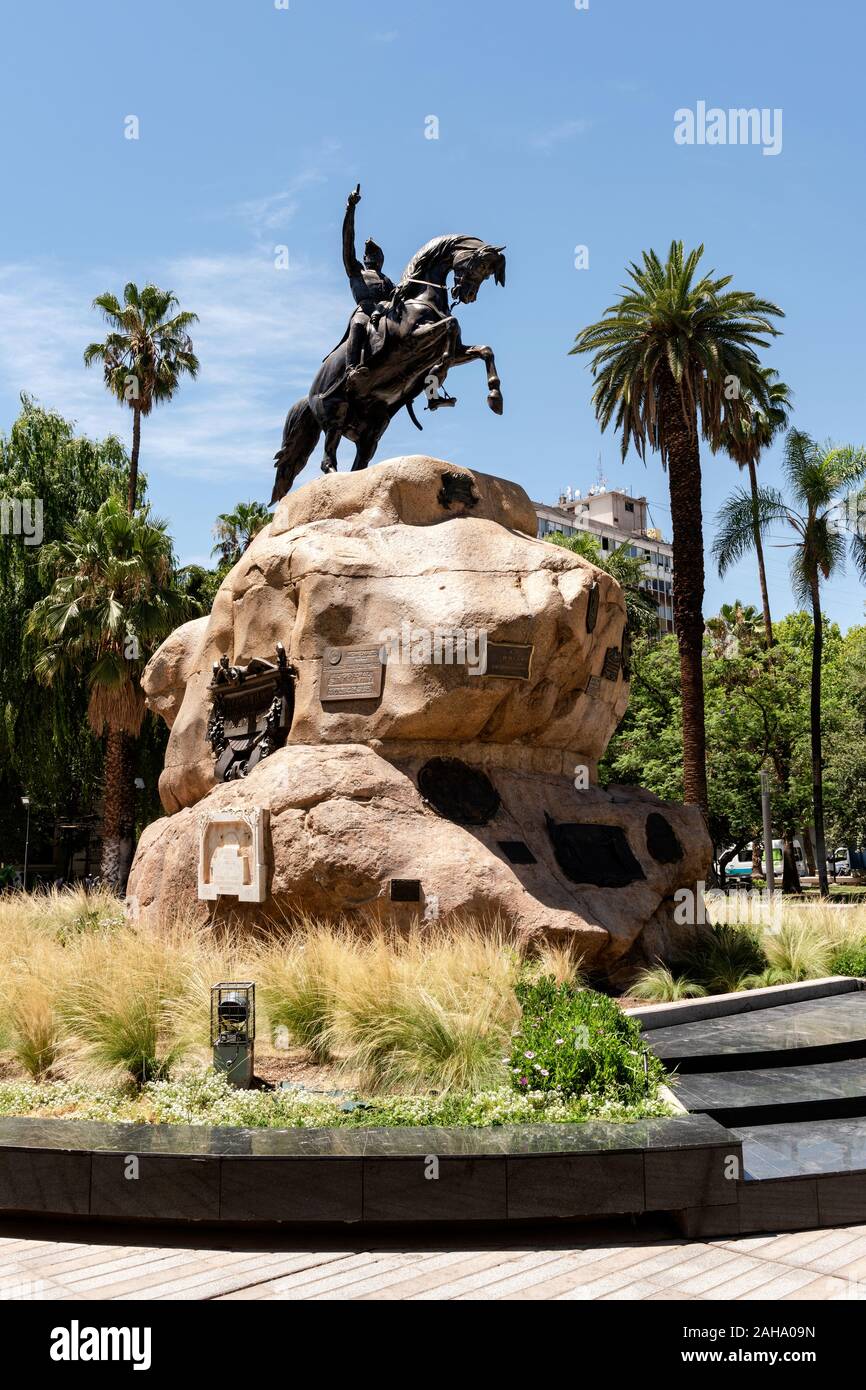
596,452,607,494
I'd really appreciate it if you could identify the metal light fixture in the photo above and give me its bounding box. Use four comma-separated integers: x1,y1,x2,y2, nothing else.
210,982,255,1088
20,796,31,892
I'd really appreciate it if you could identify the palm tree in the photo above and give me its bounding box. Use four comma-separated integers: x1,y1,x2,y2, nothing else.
211,500,272,569
84,283,199,513
706,600,764,658
706,601,758,658
547,530,659,636
26,496,193,890
716,367,792,646
571,242,783,815
714,429,866,896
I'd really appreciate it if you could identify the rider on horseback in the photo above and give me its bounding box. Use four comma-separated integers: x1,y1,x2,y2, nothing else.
342,184,395,385
271,192,505,501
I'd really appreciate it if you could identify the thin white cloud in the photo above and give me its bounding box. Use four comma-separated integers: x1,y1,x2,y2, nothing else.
0,249,348,485
229,145,343,244
528,118,593,152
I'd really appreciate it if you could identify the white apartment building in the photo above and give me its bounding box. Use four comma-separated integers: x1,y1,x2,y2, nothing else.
533,486,675,634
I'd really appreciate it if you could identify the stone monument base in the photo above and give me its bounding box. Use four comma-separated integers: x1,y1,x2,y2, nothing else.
128,741,707,973
128,455,711,976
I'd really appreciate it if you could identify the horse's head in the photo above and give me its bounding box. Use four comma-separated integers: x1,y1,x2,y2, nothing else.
451,242,507,304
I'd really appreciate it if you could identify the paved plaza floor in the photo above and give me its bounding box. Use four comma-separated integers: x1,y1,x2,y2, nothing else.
3,1216,866,1301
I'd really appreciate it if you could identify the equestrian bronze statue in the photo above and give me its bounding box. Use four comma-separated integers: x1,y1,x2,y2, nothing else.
271,185,506,502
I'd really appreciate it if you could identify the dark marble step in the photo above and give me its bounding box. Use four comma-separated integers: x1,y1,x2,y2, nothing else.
0,1113,741,1225
673,1057,866,1126
733,1115,866,1180
646,992,866,1072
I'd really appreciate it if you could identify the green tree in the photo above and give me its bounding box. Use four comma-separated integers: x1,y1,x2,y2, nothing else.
824,622,866,849
714,429,866,895
0,399,130,868
84,283,199,513
26,497,193,889
715,367,792,646
601,619,818,888
546,530,659,635
177,562,222,612
572,241,783,815
211,500,271,569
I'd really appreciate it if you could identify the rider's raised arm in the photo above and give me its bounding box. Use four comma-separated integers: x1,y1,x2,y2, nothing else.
342,186,363,280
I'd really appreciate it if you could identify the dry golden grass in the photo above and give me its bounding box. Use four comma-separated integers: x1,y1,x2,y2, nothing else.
0,884,124,943
2,888,866,1088
325,922,522,1093
0,897,528,1092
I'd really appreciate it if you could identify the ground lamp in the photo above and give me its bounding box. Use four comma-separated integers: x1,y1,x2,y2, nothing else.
211,982,255,1088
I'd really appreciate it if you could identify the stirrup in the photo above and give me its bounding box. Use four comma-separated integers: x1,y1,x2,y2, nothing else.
425,389,457,412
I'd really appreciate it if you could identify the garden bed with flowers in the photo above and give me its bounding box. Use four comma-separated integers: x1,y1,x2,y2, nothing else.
0,890,669,1129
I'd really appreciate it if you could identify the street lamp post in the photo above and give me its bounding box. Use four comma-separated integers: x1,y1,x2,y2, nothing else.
20,796,31,892
760,771,775,897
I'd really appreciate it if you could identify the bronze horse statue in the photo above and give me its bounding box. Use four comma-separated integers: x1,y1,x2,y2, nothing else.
271,219,506,502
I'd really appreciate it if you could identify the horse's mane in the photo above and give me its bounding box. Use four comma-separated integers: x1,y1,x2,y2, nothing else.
399,235,485,287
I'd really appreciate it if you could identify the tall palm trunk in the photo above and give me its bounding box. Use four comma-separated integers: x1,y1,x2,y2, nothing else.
746,456,774,646
809,577,830,897
128,404,141,514
659,370,709,816
101,729,134,890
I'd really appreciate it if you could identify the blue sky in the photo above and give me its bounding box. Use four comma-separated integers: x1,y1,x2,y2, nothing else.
1,0,865,628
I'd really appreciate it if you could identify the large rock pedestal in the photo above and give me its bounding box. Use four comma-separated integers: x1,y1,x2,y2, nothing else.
128,456,710,972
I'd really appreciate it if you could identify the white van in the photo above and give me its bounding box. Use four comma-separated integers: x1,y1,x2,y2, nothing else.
723,839,807,880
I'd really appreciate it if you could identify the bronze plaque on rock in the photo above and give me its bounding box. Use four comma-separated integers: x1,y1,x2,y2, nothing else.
483,642,533,680
586,581,599,634
319,645,385,702
602,646,622,681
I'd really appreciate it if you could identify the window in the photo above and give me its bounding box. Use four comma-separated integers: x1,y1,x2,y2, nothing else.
625,500,634,513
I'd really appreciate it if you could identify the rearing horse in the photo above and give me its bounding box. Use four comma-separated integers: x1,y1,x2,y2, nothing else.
271,234,506,502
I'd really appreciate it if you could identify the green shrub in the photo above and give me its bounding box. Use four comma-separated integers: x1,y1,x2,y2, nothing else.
508,977,664,1102
338,984,512,1095
59,932,188,1087
684,924,767,993
762,921,832,983
829,942,866,978
631,965,706,1003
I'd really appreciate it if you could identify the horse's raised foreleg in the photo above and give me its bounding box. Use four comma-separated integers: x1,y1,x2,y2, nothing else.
450,343,503,415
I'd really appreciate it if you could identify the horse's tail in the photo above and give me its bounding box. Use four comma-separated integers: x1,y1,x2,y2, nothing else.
271,396,321,504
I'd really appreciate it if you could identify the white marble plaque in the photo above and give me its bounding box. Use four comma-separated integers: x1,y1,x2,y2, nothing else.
197,807,269,903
